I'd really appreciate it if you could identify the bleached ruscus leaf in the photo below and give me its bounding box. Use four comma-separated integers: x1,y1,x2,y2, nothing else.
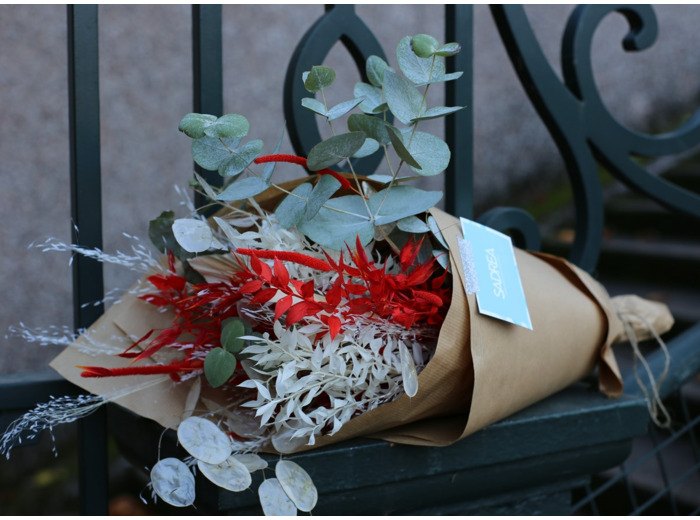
399,340,419,397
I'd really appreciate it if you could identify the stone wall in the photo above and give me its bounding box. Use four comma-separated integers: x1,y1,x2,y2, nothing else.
1,5,699,373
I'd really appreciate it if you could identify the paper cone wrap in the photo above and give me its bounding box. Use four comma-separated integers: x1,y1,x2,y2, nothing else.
50,183,673,450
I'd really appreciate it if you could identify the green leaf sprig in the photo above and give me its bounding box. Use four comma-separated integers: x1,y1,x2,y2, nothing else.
174,34,465,254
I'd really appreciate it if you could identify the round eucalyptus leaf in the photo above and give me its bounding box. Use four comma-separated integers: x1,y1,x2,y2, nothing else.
371,102,390,114
262,126,286,182
433,248,450,270
396,36,447,85
396,215,430,233
204,347,237,388
306,174,341,221
150,458,195,507
191,136,241,171
347,114,390,146
298,194,374,250
204,114,250,139
435,42,462,57
177,416,232,464
327,98,364,122
383,70,424,125
426,71,464,85
411,34,439,58
353,82,383,114
366,55,392,87
276,460,318,512
306,132,366,171
197,455,252,492
410,105,464,123
304,65,335,93
215,177,270,202
221,318,246,354
386,125,421,169
258,478,297,516
178,113,217,139
406,132,451,176
428,215,449,249
172,218,217,253
301,97,328,117
352,138,380,158
369,186,442,226
275,182,312,229
218,140,264,178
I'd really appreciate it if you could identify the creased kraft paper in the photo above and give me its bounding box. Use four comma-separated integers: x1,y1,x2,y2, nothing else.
50,195,672,451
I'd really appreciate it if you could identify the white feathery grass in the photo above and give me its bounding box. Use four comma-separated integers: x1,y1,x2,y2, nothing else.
30,235,161,273
0,376,171,459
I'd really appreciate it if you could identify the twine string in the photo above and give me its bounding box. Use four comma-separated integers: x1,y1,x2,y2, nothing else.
618,310,672,429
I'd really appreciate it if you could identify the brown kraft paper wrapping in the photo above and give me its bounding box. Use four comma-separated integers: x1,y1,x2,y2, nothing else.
50,186,672,451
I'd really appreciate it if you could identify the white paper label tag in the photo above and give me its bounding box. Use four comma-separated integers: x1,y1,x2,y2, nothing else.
459,217,533,330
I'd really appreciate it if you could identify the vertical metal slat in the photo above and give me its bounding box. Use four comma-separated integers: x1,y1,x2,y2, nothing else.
192,5,223,210
445,5,474,219
67,5,109,515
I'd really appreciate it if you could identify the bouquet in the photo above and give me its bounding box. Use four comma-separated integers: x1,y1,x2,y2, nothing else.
2,33,673,515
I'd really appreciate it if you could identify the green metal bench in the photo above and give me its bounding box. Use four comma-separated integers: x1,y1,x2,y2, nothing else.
2,4,700,515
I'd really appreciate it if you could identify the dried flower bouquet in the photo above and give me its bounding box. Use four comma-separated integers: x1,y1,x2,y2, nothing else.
3,32,674,515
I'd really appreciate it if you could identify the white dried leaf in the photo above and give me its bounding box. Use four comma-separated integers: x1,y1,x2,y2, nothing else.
197,455,252,492
258,478,297,516
275,460,318,512
224,412,267,438
271,429,310,454
181,377,201,421
399,340,418,397
194,171,219,201
150,458,195,507
256,401,277,426
233,453,268,472
177,416,232,464
172,218,221,253
213,216,243,249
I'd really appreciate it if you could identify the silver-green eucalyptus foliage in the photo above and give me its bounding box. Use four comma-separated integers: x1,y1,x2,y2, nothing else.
178,34,464,252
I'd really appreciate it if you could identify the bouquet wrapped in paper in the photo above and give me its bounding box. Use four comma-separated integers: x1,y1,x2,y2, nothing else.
5,33,673,514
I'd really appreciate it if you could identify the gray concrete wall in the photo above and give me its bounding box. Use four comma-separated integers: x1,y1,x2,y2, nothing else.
1,5,699,373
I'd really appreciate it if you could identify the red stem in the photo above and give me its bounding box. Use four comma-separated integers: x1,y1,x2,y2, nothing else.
253,154,355,192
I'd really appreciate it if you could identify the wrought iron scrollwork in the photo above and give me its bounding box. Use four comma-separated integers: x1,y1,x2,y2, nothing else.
563,5,700,216
283,5,390,174
479,206,542,252
491,4,700,272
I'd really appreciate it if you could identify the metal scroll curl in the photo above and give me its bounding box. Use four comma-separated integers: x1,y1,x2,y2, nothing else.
563,4,700,218
478,207,542,252
491,4,700,272
283,5,390,175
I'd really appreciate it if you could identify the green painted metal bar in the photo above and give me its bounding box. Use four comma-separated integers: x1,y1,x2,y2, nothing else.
623,322,700,401
283,4,390,175
67,5,109,515
490,5,604,272
192,5,223,210
444,5,473,220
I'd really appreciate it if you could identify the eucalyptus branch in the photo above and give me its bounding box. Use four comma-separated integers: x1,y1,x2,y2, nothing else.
267,181,370,221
